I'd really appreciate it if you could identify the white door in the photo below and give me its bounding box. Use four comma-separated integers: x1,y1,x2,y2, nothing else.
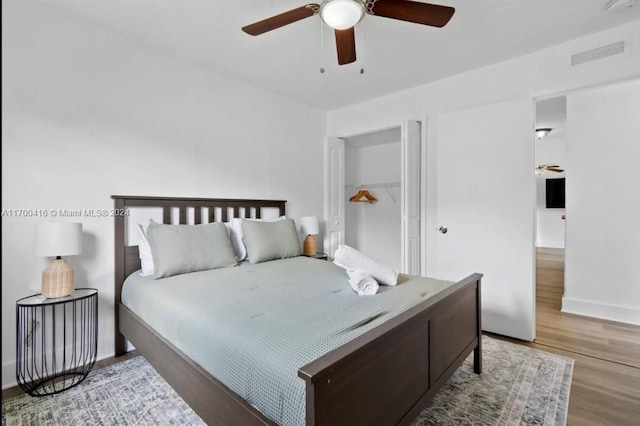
429,98,536,341
401,120,421,275
324,137,345,259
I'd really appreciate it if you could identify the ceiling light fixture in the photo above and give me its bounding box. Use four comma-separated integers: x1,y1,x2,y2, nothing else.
536,128,552,139
320,0,365,30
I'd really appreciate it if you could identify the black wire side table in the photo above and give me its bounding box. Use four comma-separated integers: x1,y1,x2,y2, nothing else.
16,288,98,396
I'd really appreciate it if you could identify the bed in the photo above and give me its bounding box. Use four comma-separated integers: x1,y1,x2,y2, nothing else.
113,195,482,426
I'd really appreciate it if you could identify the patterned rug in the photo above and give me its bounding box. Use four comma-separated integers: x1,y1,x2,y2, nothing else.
2,336,573,425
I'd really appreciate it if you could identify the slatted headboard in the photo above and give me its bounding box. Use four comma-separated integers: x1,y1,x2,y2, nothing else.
111,195,286,354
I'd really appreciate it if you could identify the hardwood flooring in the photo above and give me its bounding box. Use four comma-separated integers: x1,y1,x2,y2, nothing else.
519,247,640,425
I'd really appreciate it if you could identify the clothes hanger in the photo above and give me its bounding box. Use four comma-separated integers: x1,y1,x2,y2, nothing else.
349,190,364,202
349,189,377,203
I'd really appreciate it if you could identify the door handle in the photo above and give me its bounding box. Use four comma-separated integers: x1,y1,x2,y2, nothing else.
438,226,448,234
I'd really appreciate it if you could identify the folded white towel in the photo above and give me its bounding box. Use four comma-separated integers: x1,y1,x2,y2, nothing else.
333,244,398,286
347,270,379,296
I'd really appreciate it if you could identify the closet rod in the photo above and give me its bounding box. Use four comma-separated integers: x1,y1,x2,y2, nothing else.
345,181,401,189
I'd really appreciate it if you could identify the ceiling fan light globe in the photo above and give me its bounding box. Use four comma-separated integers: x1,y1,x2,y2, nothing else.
321,0,365,30
535,128,552,139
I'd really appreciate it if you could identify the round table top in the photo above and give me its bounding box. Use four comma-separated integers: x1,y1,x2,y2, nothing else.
16,288,97,306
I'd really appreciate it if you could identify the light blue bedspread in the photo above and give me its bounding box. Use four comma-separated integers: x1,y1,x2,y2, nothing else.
122,256,453,425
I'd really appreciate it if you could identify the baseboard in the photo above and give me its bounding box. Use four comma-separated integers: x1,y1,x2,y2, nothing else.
562,296,640,325
2,362,16,390
536,240,565,249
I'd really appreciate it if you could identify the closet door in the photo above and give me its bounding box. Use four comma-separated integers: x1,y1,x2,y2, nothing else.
401,120,421,274
429,98,536,341
324,137,345,259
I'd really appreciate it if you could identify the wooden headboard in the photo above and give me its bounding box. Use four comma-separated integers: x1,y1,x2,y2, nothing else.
111,195,286,354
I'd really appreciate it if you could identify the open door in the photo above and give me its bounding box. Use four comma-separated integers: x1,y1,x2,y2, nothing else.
428,98,536,341
401,120,421,275
324,137,345,259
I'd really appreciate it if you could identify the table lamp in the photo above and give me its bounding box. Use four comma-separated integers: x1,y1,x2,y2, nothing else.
34,222,83,298
300,216,319,257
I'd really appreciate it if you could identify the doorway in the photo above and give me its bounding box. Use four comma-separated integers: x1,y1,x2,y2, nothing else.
533,79,640,360
324,121,422,274
534,96,567,319
344,127,402,271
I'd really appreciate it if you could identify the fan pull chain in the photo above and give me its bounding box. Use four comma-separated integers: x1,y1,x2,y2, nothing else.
359,19,365,75
319,19,325,74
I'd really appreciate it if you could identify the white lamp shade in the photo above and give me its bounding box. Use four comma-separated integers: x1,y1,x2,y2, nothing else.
320,0,365,30
300,216,320,235
34,222,83,257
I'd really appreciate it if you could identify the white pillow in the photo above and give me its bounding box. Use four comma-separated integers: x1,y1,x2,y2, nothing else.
136,223,155,276
227,221,245,261
231,216,286,261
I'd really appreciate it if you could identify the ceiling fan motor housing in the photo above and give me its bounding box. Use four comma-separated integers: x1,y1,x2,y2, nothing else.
242,0,455,65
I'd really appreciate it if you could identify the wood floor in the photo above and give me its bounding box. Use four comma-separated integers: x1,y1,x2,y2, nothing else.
521,247,640,425
4,248,639,425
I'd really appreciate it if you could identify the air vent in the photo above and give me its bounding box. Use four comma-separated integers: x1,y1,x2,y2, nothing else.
571,41,625,66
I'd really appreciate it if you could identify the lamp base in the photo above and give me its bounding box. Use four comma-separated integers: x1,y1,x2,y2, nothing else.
303,235,317,257
42,258,75,298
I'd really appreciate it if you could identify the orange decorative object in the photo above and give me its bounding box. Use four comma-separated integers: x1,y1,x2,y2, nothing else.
303,235,317,256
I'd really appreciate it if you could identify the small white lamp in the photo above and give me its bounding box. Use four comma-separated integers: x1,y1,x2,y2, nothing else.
300,216,320,257
34,222,83,298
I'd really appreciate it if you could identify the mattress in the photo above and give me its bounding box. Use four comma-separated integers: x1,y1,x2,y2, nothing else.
122,256,454,425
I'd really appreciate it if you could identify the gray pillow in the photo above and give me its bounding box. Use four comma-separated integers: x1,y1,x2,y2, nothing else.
242,218,302,264
147,220,237,279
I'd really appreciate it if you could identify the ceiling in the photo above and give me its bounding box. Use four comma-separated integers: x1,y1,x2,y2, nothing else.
536,96,567,138
46,0,640,110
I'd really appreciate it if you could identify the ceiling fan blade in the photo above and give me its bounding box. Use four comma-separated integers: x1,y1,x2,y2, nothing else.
335,27,356,65
368,0,455,27
242,4,320,36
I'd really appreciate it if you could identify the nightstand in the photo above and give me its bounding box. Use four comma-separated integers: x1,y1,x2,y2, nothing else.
16,288,98,396
304,253,328,260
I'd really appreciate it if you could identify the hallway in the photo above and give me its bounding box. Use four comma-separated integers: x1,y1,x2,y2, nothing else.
530,247,640,425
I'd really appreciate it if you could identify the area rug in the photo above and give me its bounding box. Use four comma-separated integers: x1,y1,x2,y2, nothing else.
2,336,573,425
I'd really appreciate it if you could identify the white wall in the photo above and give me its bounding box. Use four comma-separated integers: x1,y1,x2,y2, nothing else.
327,21,640,135
327,20,640,331
563,79,640,324
345,141,402,270
535,134,567,248
1,0,326,388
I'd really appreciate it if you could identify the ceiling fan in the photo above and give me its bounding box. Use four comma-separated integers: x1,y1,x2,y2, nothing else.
536,165,565,174
242,0,455,65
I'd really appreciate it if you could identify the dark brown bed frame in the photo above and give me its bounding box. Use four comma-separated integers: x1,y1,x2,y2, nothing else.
112,195,482,426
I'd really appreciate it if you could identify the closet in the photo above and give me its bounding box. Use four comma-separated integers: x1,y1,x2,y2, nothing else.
324,120,421,274
345,127,402,271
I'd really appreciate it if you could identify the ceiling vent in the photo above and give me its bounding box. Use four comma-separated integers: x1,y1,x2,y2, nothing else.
571,41,625,66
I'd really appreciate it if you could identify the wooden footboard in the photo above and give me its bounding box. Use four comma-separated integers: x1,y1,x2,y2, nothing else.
298,273,482,426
